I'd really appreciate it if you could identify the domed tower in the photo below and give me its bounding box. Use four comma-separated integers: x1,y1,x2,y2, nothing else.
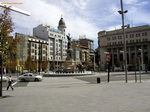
58,15,66,35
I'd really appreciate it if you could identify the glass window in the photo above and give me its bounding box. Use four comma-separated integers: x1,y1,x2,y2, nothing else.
32,43,34,47
32,49,34,53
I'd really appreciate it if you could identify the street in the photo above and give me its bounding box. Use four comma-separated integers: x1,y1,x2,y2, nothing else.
1,74,150,112
76,72,150,84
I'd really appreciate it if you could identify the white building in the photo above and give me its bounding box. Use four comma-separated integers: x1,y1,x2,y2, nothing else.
33,17,68,69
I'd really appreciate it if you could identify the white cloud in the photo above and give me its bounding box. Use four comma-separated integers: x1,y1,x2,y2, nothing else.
0,0,150,48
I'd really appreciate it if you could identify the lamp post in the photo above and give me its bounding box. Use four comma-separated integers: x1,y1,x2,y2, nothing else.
104,52,111,82
0,4,30,97
0,3,31,16
120,50,125,71
139,48,143,72
94,53,95,72
91,50,95,72
56,51,59,72
0,51,3,97
118,0,128,83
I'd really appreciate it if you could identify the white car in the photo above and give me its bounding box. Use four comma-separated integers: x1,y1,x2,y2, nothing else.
19,73,43,82
0,76,8,82
114,67,122,71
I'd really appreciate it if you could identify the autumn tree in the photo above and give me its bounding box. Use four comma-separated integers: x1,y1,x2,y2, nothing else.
0,8,14,72
50,60,55,71
25,56,32,72
42,60,48,71
31,61,37,72
6,36,19,72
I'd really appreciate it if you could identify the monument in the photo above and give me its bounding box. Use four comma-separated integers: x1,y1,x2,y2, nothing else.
62,34,76,73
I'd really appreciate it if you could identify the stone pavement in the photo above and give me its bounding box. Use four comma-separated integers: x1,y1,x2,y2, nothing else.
1,76,150,112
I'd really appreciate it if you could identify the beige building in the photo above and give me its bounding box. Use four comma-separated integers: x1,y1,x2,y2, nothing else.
98,25,150,70
16,33,48,72
72,37,95,70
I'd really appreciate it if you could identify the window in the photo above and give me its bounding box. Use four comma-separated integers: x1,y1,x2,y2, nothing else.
50,33,53,36
142,32,145,36
43,45,46,48
138,33,141,37
130,34,132,38
32,55,34,60
35,50,37,55
112,36,116,40
32,43,34,47
136,34,138,37
32,49,34,53
35,44,37,49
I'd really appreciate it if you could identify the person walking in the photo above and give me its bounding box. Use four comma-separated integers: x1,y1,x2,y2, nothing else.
7,75,14,90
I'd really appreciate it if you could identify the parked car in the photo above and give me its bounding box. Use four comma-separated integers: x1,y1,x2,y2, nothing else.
0,76,8,82
114,67,122,71
19,73,43,82
55,69,63,73
127,66,139,71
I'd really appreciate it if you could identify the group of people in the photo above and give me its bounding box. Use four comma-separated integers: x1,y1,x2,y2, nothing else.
76,64,84,73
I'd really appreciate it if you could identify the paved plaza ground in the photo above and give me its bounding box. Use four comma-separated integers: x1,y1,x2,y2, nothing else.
1,73,150,112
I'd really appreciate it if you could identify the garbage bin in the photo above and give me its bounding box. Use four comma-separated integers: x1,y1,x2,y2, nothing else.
97,77,101,83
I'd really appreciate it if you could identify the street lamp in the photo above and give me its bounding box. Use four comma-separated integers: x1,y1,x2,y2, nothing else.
104,52,111,82
91,50,95,72
118,0,128,83
139,48,143,72
120,50,125,71
0,3,31,16
56,51,59,72
0,4,30,97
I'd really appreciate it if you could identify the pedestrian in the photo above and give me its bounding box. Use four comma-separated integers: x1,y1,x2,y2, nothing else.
7,75,14,90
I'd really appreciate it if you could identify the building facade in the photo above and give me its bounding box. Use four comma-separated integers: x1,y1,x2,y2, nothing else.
16,33,48,72
16,17,95,72
33,17,68,70
72,37,95,70
98,25,150,70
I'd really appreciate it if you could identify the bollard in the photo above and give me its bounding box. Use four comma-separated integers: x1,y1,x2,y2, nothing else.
97,77,101,83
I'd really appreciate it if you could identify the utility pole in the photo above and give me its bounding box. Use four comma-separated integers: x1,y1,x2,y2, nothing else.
0,3,30,97
118,0,128,83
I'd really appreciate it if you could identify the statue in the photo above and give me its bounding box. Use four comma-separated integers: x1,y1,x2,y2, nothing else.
66,33,72,49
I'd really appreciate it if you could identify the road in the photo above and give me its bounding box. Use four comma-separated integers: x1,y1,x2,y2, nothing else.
2,71,150,87
1,75,150,112
76,72,150,84
2,81,29,88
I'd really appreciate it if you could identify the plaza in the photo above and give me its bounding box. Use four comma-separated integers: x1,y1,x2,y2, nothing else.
1,72,150,112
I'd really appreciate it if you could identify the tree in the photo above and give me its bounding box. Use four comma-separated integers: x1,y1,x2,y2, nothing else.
0,8,14,72
25,56,32,72
50,60,55,71
31,61,37,72
42,60,48,71
6,36,19,72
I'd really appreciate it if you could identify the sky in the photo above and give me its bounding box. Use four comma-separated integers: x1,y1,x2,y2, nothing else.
0,0,150,49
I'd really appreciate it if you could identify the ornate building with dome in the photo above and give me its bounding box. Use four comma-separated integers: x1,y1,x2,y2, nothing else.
32,16,68,70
